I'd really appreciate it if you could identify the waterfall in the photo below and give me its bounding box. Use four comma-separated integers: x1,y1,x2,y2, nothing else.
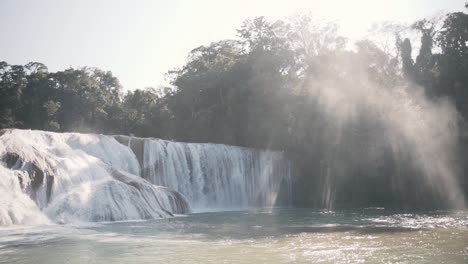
120,137,292,211
1,129,291,225
0,129,189,225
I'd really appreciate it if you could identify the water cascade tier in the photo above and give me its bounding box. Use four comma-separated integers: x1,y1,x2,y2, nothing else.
114,135,292,211
0,129,189,225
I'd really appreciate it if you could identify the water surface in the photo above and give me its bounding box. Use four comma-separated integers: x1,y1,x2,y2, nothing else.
1,208,467,263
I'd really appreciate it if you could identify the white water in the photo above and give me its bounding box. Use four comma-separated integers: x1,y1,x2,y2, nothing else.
0,165,49,225
0,130,291,225
0,129,188,225
141,138,292,210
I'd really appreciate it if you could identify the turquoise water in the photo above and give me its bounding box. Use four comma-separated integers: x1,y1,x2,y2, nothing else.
1,208,467,263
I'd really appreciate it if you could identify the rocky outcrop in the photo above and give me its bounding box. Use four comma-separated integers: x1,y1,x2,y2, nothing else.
111,168,190,215
1,151,54,206
113,135,145,168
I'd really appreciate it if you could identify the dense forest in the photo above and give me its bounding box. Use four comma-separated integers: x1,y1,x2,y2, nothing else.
2,5,468,208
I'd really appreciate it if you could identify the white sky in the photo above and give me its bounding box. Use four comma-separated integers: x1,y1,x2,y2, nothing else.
0,0,466,90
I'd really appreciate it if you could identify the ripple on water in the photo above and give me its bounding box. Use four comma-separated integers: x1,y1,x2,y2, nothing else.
0,209,467,264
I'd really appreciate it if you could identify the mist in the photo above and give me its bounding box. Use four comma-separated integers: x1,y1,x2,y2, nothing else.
298,50,465,209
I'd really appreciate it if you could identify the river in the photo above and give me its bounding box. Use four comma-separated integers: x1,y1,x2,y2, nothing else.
1,208,467,264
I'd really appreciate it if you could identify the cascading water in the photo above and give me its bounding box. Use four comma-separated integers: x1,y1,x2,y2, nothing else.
114,136,293,211
0,129,189,225
0,129,291,225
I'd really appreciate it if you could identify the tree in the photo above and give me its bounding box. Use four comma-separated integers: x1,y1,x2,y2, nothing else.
0,62,26,128
43,100,61,131
437,11,468,114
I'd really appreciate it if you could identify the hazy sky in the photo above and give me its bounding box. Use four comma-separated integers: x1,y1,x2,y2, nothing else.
0,0,466,90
